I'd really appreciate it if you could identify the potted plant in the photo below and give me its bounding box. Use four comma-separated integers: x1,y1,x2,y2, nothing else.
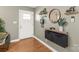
57,18,68,32
0,18,5,32
0,18,7,44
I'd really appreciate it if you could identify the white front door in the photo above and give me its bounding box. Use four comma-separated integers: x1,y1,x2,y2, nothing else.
19,10,34,39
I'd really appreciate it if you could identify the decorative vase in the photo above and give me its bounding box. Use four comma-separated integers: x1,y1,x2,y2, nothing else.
59,26,63,32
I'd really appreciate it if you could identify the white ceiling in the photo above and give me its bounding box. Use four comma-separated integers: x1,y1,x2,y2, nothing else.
29,6,37,8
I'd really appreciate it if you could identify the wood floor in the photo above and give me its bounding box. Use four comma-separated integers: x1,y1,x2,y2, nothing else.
7,38,52,52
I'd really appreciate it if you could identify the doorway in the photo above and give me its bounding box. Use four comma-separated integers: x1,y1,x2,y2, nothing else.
19,10,34,39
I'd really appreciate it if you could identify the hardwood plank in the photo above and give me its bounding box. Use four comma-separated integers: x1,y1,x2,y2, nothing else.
6,37,52,52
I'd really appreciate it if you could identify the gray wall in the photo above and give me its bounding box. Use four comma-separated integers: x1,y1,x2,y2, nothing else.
0,6,34,41
34,6,79,52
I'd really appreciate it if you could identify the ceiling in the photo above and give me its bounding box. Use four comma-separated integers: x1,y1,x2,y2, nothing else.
29,6,37,8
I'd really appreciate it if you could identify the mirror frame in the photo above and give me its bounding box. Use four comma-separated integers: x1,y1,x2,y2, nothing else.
49,9,61,23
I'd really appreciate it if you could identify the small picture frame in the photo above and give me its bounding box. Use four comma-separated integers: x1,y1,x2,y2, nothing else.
71,16,75,23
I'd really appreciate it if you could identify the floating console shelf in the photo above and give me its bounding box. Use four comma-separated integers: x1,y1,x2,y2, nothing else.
45,30,68,48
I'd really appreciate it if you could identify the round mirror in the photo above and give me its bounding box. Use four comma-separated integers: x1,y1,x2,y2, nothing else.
49,9,61,23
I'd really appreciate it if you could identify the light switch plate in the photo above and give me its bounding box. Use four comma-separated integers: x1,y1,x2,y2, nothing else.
13,21,17,24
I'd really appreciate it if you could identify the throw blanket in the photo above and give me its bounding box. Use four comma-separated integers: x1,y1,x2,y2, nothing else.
0,33,8,44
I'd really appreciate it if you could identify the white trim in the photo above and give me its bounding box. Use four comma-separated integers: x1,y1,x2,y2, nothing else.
33,36,57,52
19,10,34,39
10,36,34,43
10,39,20,43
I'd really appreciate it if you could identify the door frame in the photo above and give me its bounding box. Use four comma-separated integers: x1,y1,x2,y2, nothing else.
18,9,34,39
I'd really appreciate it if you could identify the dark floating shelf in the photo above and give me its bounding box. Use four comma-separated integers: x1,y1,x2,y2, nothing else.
45,30,68,48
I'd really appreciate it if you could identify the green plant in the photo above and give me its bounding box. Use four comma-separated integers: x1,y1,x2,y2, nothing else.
0,18,5,32
57,18,68,27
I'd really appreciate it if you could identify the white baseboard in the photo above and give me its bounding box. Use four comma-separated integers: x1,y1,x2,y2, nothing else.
10,37,33,43
33,36,57,52
10,39,20,43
